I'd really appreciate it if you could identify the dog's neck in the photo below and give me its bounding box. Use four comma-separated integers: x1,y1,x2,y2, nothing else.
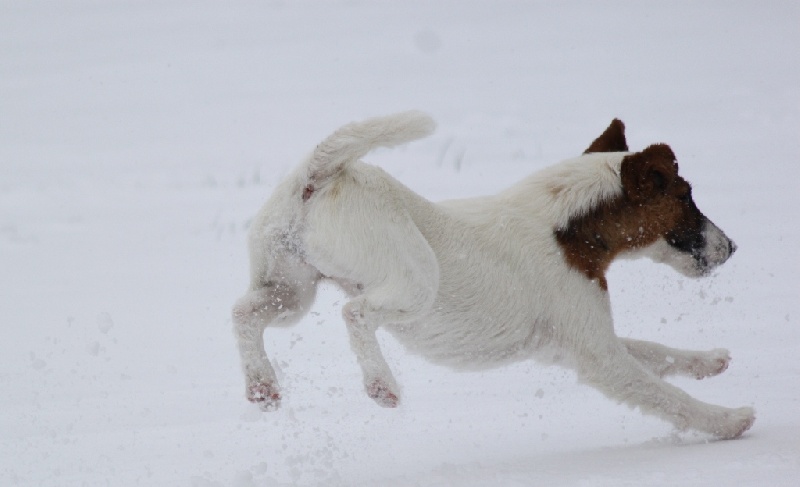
552,169,678,291
527,152,676,291
554,195,640,291
504,153,626,231
497,154,634,290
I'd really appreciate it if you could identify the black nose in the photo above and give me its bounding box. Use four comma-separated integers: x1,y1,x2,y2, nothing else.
729,240,737,256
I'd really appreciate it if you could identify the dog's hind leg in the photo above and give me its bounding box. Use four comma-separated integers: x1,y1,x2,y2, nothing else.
341,271,438,408
307,210,439,407
621,338,730,380
575,338,754,439
232,260,319,410
304,188,440,408
342,300,401,408
336,235,439,407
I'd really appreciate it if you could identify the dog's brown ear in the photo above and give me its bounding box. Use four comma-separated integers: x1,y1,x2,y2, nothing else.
584,119,629,154
620,144,678,202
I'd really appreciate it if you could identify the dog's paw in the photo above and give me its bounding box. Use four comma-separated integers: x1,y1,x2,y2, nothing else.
712,406,755,440
691,348,730,380
366,379,399,408
247,381,281,411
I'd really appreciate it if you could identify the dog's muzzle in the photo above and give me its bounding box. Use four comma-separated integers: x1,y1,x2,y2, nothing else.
694,219,736,275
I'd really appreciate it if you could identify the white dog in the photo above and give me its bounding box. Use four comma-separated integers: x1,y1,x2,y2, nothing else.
232,111,754,440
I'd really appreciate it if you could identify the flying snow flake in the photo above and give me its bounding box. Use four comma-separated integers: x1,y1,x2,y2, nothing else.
97,312,114,334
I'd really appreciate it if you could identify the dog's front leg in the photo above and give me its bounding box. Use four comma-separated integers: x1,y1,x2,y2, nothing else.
342,298,401,408
575,339,754,439
621,338,731,380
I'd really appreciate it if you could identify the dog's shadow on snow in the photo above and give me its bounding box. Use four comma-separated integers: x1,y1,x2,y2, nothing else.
371,431,754,486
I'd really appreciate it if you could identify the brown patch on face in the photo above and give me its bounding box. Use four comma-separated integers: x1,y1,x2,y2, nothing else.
556,144,704,290
620,144,677,202
584,119,629,154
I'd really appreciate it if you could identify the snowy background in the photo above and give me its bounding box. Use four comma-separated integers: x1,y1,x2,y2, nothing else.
1,1,798,486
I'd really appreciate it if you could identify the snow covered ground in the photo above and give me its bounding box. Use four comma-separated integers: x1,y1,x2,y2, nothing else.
1,1,798,485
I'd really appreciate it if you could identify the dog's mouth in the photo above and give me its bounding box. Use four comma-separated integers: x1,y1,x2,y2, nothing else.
666,232,710,276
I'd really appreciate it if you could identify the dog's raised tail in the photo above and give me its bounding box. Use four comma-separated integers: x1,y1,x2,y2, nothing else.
306,110,435,186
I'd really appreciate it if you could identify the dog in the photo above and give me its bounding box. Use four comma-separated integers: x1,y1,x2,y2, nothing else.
232,111,755,440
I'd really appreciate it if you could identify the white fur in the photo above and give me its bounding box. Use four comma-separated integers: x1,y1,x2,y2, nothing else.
232,112,754,439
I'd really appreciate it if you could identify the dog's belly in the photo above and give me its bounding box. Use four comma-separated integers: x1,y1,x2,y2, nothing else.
385,307,553,370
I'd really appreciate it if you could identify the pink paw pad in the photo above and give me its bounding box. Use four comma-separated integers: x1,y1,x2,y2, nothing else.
247,382,281,411
367,380,399,408
694,350,731,380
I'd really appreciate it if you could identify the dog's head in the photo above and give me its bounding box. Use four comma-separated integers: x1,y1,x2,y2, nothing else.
557,120,736,288
619,143,737,278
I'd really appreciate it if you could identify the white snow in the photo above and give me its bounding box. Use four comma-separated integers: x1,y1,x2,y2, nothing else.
1,1,798,486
